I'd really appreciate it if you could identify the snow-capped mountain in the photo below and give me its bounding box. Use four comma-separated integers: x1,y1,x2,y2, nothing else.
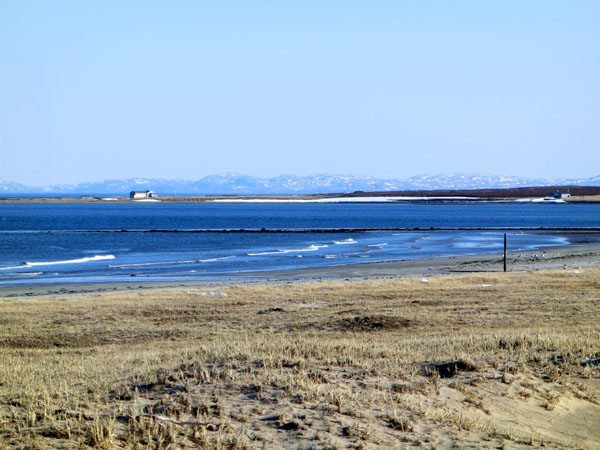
0,180,31,193
0,173,598,195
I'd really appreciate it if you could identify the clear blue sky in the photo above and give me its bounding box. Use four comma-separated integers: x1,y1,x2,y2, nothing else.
1,1,599,185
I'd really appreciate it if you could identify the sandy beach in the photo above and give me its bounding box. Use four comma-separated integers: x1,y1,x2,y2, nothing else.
2,242,599,299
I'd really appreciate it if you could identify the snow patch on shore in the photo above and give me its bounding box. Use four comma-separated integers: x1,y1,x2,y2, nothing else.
212,196,479,203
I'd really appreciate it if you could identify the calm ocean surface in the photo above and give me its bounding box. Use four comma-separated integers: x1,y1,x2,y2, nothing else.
1,202,599,286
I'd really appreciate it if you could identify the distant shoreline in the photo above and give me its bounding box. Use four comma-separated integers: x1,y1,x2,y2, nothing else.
1,184,600,203
1,195,600,203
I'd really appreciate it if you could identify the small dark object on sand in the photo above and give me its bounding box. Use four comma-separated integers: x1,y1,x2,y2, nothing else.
581,358,600,367
257,307,286,314
423,359,478,378
278,421,300,431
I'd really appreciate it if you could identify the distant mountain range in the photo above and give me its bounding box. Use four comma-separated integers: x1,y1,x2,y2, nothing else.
1,173,599,196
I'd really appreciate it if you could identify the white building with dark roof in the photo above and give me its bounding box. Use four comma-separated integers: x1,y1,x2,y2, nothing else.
129,190,158,199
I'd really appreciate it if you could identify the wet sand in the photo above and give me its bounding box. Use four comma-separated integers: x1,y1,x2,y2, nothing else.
2,242,599,299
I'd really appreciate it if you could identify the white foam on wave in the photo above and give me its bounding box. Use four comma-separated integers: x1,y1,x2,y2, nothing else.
367,243,388,248
0,271,43,277
110,260,194,268
198,256,236,263
333,239,356,245
324,249,373,259
110,255,236,268
0,254,115,270
247,244,328,256
345,250,373,256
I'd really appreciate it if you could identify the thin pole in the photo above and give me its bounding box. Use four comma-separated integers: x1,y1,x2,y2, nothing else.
504,233,507,272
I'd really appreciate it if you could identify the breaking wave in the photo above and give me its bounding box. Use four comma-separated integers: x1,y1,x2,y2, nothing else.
333,238,357,245
0,254,115,270
247,244,328,256
109,255,236,269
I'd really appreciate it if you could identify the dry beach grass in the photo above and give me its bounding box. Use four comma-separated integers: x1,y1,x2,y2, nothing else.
1,268,599,448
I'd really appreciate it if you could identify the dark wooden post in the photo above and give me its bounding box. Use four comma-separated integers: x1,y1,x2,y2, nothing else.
504,233,507,272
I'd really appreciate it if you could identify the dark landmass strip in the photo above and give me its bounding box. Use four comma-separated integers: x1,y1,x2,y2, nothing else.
21,227,600,233
343,185,600,198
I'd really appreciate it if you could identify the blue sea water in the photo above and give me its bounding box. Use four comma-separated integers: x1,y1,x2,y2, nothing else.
0,202,599,286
